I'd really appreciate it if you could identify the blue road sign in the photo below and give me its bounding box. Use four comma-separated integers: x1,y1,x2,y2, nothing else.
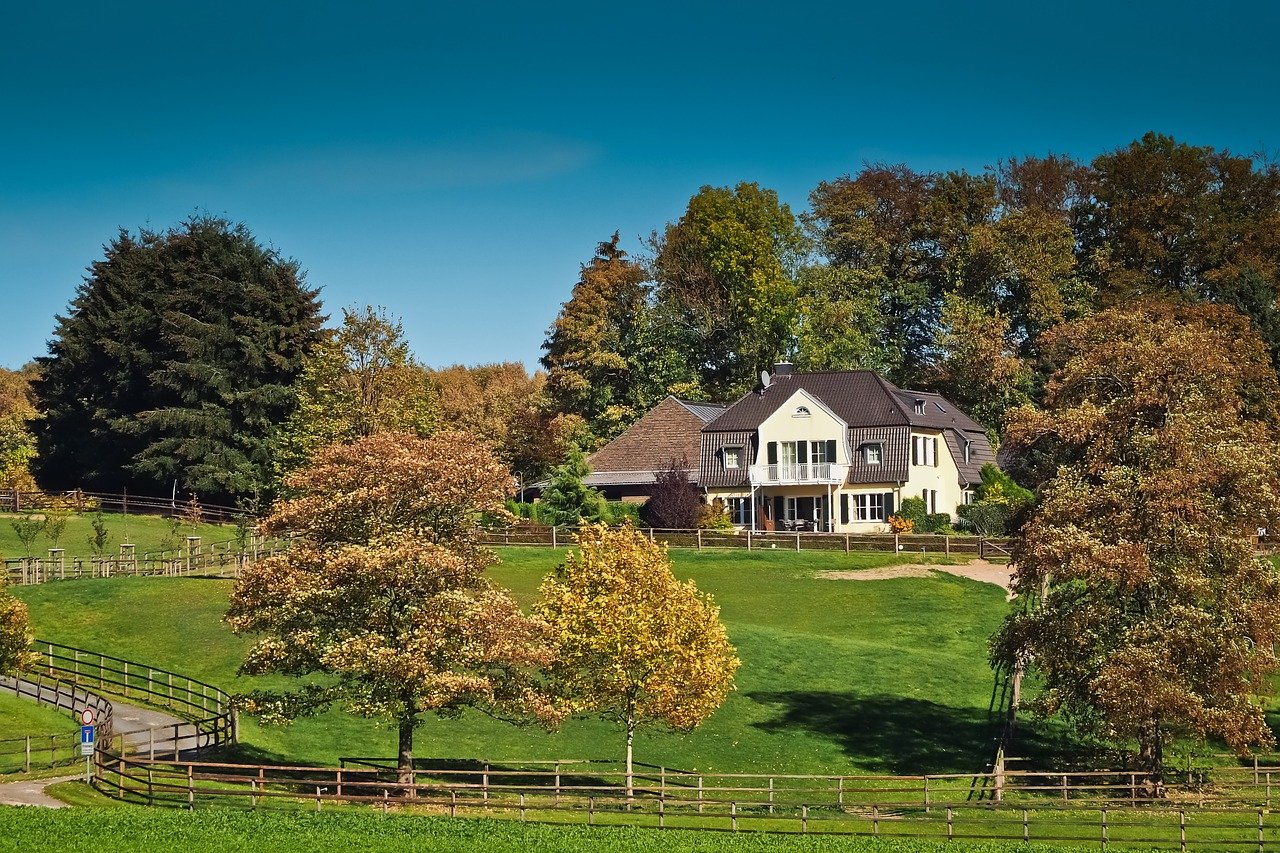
80,724,95,756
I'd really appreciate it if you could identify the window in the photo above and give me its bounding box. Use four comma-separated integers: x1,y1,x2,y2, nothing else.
861,443,882,465
922,489,938,514
914,399,926,415
855,493,885,522
723,447,743,469
911,435,938,466
793,406,811,417
962,439,971,464
727,497,751,525
934,401,947,412
810,440,832,463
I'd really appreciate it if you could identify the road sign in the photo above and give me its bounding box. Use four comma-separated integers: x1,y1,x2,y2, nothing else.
80,708,94,726
80,724,95,756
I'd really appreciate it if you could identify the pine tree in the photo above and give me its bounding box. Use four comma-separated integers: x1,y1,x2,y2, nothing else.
34,216,323,503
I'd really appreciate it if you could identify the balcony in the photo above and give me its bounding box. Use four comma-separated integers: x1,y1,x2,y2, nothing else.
749,463,848,486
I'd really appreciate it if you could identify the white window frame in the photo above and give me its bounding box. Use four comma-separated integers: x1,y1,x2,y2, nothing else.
723,446,743,469
793,406,811,418
810,440,831,463
854,493,885,522
727,496,750,525
912,435,938,467
862,443,882,465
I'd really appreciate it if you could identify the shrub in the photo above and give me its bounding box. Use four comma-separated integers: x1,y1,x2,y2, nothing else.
699,499,735,530
898,497,927,526
605,501,643,526
887,514,914,534
642,457,702,530
956,501,1013,536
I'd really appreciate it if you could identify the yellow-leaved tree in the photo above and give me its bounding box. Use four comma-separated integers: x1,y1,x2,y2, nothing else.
226,431,555,787
0,580,33,675
535,524,739,798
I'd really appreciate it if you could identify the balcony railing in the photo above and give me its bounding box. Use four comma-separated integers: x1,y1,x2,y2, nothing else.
749,463,849,485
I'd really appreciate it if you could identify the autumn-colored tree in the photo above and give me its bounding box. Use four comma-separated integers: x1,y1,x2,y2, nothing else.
274,306,438,483
227,431,553,786
427,362,564,480
993,300,1280,788
0,582,33,675
535,525,739,798
0,365,39,492
930,293,1032,431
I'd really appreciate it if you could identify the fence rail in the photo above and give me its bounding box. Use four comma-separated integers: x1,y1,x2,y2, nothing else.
3,535,291,587
0,489,242,522
85,752,1280,849
0,671,113,773
478,526,1013,558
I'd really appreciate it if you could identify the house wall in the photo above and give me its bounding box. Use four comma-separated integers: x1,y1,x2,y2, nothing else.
901,428,970,519
754,390,850,464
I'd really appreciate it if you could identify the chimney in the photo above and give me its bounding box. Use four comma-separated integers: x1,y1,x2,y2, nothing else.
773,361,793,377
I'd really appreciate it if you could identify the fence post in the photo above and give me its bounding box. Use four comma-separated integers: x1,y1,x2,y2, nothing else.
24,736,30,773
697,529,702,550
872,804,879,836
588,795,594,825
1180,810,1186,852
747,530,752,551
924,776,931,812
731,801,738,831
1023,808,1029,843
795,532,801,552
844,533,850,553
1101,807,1108,849
188,764,195,808
555,763,561,803
659,795,665,828
980,538,986,559
802,804,808,833
483,763,489,801
947,807,953,841
1260,809,1265,853
768,776,774,814
945,535,950,557
837,775,844,807
894,533,899,553
698,776,704,813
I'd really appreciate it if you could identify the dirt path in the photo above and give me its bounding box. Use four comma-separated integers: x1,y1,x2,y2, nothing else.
0,774,77,808
819,559,1015,594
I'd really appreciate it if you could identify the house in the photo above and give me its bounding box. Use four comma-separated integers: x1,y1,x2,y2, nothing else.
582,396,728,502
699,364,995,532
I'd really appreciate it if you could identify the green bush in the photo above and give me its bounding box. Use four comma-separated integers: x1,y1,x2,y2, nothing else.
604,501,643,526
898,497,927,526
956,501,1013,536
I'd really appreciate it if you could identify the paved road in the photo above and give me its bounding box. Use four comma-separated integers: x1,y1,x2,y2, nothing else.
2,679,197,807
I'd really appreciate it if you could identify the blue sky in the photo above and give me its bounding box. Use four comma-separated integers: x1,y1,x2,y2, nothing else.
3,1,1279,371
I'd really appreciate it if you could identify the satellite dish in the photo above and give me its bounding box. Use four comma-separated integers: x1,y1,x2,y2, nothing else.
760,370,771,388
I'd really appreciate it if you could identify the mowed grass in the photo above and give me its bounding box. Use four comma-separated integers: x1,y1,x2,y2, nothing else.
0,511,232,560
0,807,1110,853
11,546,1062,776
0,692,76,738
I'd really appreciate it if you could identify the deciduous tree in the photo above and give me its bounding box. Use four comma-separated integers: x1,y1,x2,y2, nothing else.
535,525,739,798
642,457,702,530
993,300,1280,788
227,431,553,786
0,582,32,675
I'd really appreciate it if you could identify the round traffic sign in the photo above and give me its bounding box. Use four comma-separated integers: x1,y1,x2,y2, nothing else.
80,708,94,726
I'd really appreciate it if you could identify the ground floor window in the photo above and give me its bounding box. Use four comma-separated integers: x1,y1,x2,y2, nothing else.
855,493,885,522
727,496,751,525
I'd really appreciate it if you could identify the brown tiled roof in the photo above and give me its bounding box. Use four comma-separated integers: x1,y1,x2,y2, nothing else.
705,371,912,430
585,396,721,486
699,430,755,488
846,426,911,483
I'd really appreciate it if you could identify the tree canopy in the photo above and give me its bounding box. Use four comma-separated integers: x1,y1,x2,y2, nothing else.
535,524,739,797
34,216,323,503
228,430,552,786
993,301,1280,786
0,581,32,675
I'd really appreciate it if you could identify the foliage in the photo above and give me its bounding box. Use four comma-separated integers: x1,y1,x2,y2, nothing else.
975,463,1034,507
535,524,739,796
429,361,565,481
955,502,1012,536
33,215,324,504
10,514,44,558
643,457,703,530
994,300,1280,785
606,501,643,527
539,448,607,527
699,498,735,531
543,234,696,446
887,514,914,534
0,578,32,674
274,306,438,483
87,511,111,556
897,497,927,527
653,183,809,399
0,364,40,492
229,430,549,783
930,293,1032,431
42,508,68,550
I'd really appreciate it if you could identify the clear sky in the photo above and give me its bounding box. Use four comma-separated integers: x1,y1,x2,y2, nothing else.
3,0,1279,371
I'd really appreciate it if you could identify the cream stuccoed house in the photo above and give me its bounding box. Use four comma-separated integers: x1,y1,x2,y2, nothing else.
579,363,996,532
694,364,996,532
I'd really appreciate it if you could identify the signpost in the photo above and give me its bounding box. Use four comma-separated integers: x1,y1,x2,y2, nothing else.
80,709,95,783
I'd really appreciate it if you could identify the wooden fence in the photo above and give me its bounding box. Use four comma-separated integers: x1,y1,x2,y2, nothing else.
0,671,113,773
0,489,242,522
86,753,1280,849
478,526,1014,558
3,535,291,586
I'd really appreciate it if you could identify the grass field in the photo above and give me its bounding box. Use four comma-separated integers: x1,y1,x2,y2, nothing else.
0,806,1108,853
11,546,1071,775
0,692,75,738
0,511,232,560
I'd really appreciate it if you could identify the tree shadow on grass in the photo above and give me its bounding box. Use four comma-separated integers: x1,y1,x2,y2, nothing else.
748,691,1075,775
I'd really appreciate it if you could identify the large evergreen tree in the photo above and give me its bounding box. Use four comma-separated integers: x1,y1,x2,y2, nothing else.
34,216,324,503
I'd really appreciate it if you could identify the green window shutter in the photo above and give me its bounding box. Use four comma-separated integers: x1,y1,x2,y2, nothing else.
884,492,895,518
840,494,850,524
932,437,939,467
797,441,808,464
911,437,919,466
767,441,778,465
826,439,837,462
773,496,784,522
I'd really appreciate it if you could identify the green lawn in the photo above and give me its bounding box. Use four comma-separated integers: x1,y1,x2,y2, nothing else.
0,807,1110,853
0,691,75,737
11,546,1065,776
0,511,232,560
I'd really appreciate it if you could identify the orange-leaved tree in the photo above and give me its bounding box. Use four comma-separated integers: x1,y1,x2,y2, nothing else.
535,524,739,799
226,430,555,787
993,300,1280,790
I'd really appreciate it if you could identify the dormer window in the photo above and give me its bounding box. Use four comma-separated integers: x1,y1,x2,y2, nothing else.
914,399,926,415
723,447,743,469
862,443,882,465
794,406,811,417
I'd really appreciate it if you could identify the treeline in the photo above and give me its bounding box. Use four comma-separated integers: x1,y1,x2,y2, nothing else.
544,132,1280,446
6,131,1280,505
1,217,572,505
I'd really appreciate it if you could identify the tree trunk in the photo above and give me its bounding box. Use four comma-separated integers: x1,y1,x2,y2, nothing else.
1138,720,1166,798
398,713,416,794
625,716,636,806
